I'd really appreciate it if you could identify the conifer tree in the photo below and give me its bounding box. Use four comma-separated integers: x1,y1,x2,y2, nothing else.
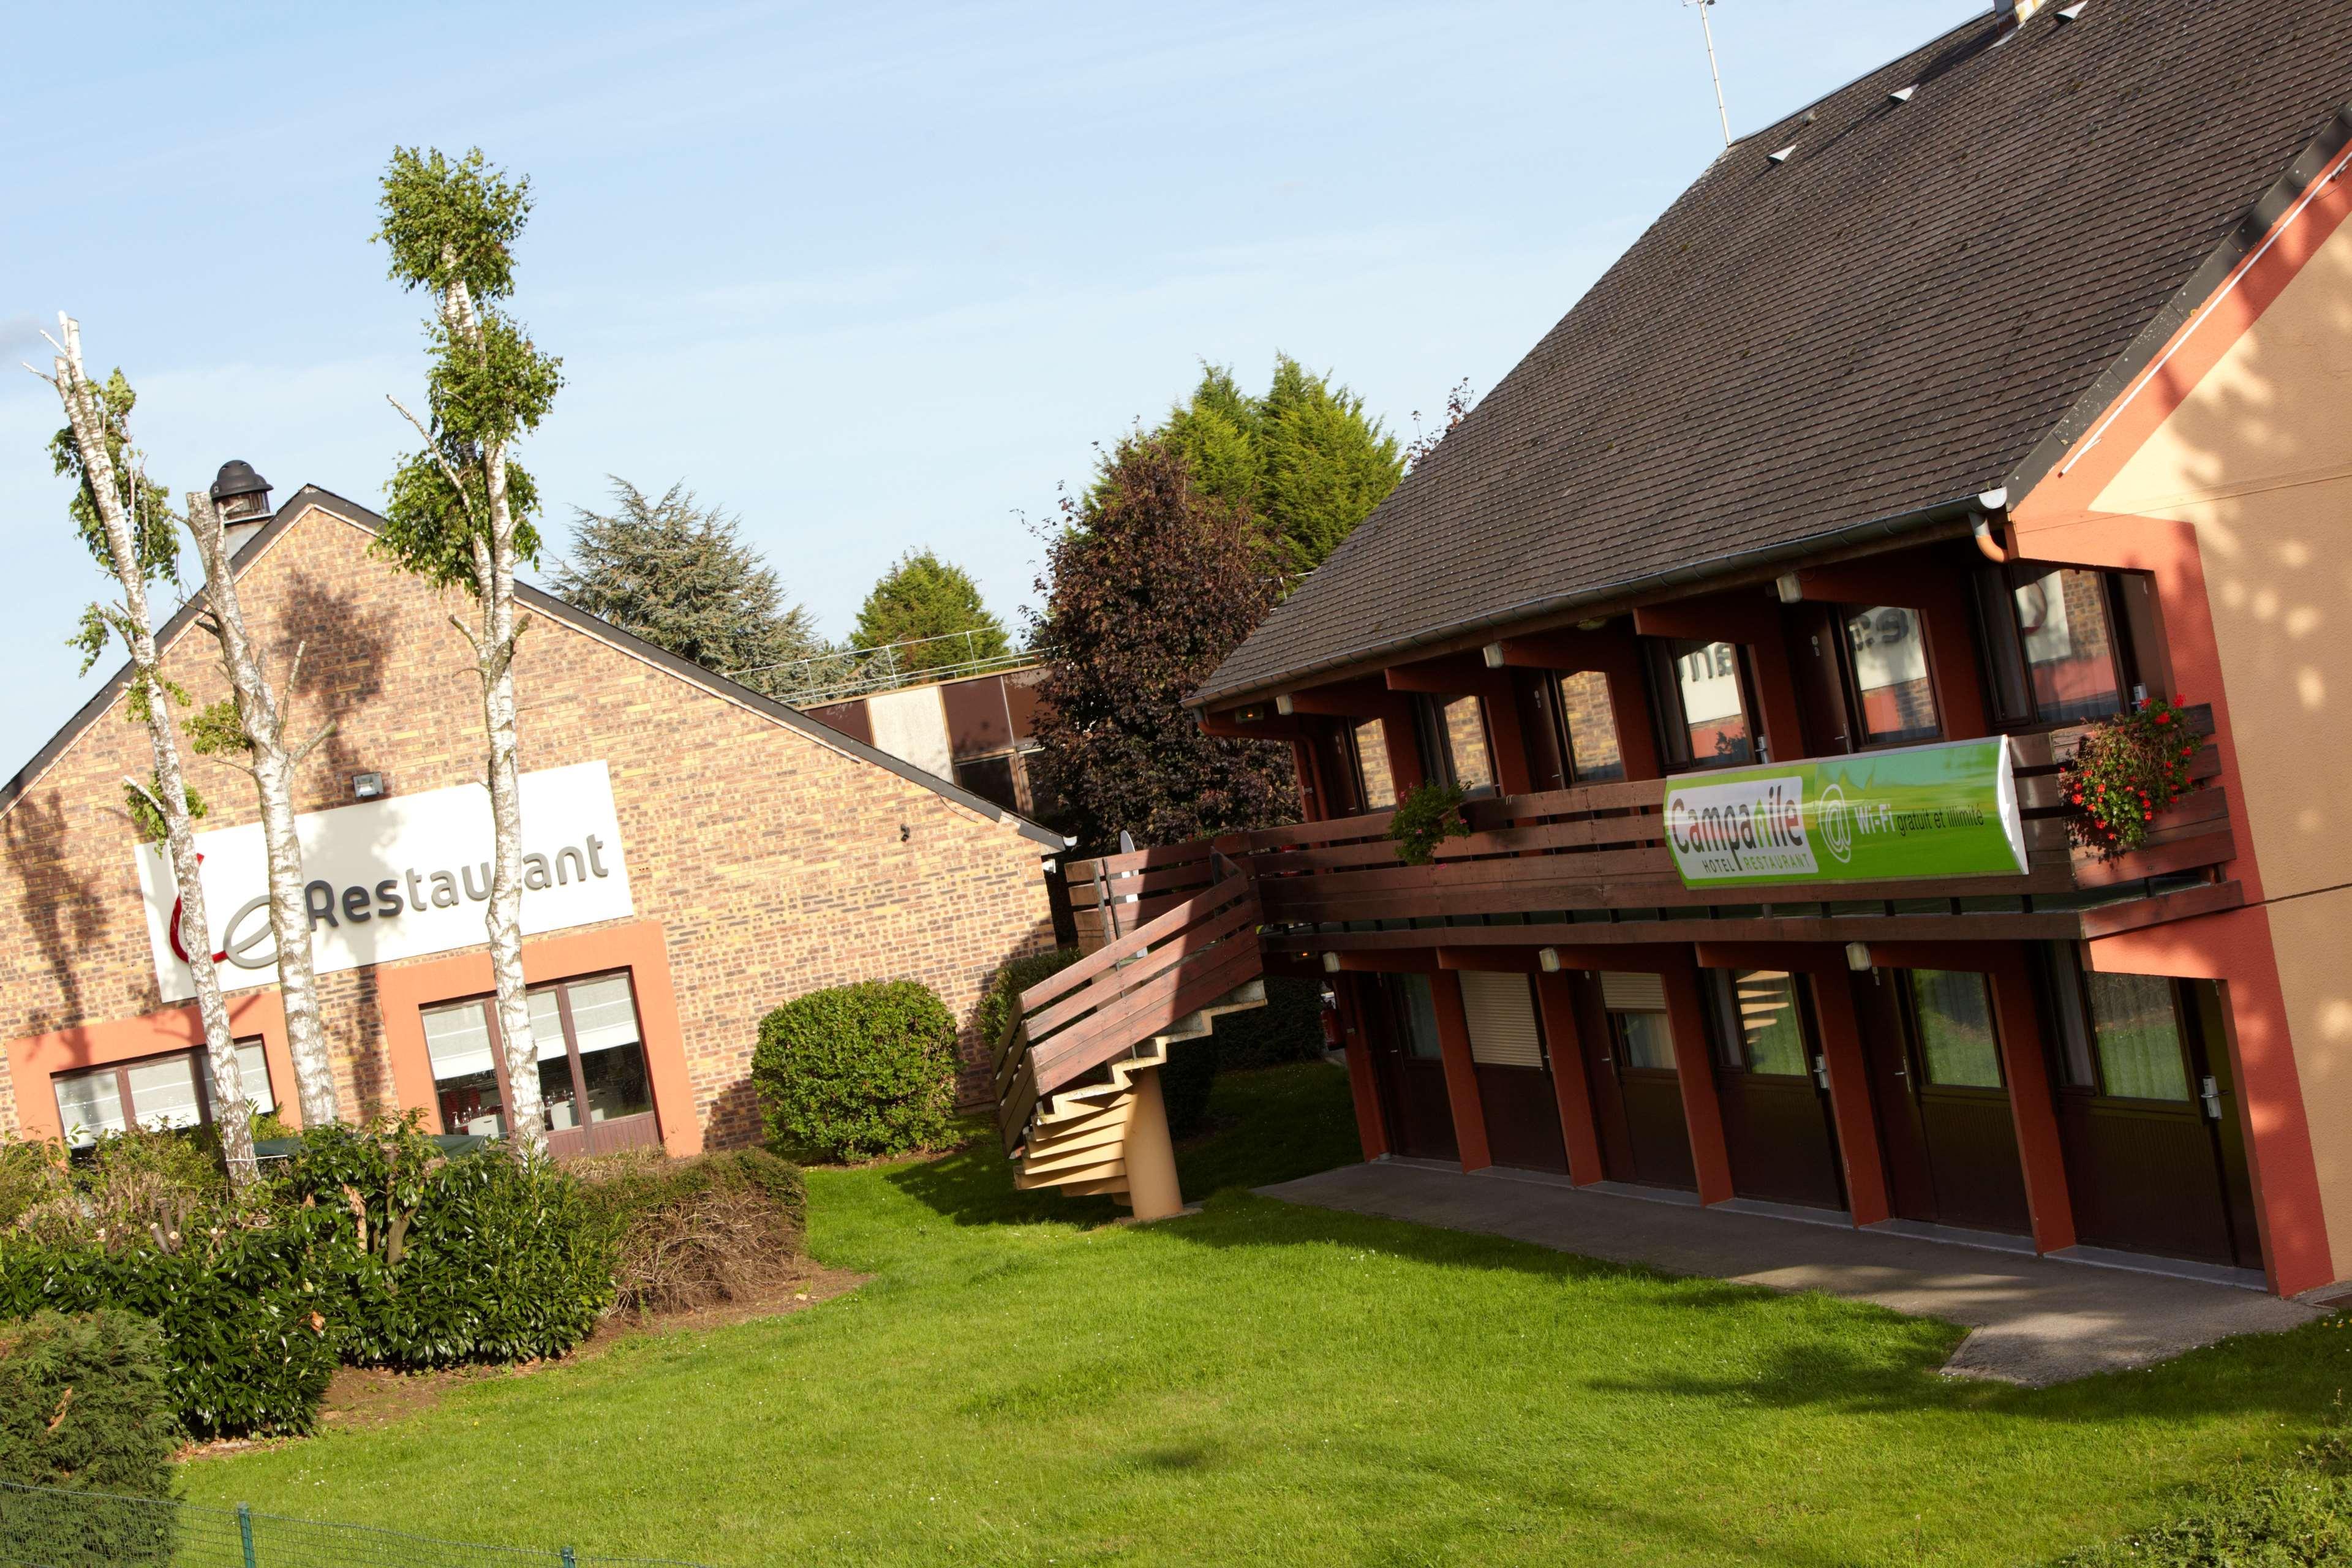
851,550,1009,677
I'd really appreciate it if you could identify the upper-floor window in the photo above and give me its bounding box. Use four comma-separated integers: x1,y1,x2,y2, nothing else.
1651,639,1755,769
1349,718,1397,810
1842,605,1940,745
1975,564,2135,728
1551,669,1625,783
1417,694,1496,796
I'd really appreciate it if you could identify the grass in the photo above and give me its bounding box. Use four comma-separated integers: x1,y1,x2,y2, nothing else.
181,1061,2352,1566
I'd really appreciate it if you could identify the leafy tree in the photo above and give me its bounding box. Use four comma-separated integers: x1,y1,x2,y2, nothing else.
851,550,1010,677
375,145,564,1155
1159,355,1404,581
550,478,821,690
42,320,256,1188
1028,435,1298,851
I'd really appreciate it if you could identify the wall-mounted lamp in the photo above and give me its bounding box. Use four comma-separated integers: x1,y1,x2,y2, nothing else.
1321,952,1343,974
1844,941,1873,973
352,772,388,801
1537,947,1562,973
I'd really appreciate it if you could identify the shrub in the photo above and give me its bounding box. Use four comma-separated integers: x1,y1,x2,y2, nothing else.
1211,977,1329,1070
0,1311,181,1565
2057,1420,2352,1564
278,1120,614,1368
0,1207,352,1439
0,1310,179,1493
978,946,1084,1050
755,981,959,1162
0,1139,67,1231
577,1148,807,1315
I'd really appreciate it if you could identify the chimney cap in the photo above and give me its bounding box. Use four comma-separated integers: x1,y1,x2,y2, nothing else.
209,460,270,503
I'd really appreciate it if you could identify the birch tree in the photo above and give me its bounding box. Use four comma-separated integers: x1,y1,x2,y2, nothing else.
374,146,563,1156
39,318,257,1188
182,489,342,1129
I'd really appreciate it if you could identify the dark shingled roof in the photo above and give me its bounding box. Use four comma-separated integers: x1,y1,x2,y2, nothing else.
1199,0,2352,705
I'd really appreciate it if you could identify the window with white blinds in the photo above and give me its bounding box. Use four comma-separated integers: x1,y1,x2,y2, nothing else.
1600,971,1667,1014
1459,971,1544,1068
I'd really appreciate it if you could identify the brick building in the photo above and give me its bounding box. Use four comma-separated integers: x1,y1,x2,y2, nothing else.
0,483,1063,1156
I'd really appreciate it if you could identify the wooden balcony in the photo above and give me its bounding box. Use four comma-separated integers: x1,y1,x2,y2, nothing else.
1065,709,2238,955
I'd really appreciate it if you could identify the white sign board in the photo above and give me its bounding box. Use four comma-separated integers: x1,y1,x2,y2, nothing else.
136,761,634,1003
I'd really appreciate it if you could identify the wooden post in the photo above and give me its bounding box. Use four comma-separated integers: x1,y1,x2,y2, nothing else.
1985,946,2077,1254
1429,971,1493,1172
1535,970,1606,1185
1658,952,1736,1205
1807,969,1892,1225
1121,1066,1186,1221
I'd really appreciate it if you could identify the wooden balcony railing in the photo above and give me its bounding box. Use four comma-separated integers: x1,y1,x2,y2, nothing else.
1064,707,2235,949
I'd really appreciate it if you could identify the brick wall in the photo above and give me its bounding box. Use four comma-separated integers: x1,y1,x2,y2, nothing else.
0,500,1056,1144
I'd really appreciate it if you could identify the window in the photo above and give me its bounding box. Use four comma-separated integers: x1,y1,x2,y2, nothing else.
1907,970,2002,1088
50,1041,271,1148
1602,970,1677,1070
1458,971,1544,1068
1652,639,1754,769
1419,695,1496,796
1351,719,1397,810
952,753,1020,814
1842,605,1940,744
2042,943,2191,1102
1977,564,2133,728
423,971,657,1148
1553,670,1624,782
1386,974,1444,1059
1708,970,1808,1076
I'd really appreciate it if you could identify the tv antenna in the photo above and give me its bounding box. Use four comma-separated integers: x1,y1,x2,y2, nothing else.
1684,0,1732,148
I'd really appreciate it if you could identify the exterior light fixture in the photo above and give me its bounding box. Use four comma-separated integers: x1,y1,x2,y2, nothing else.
1322,952,1343,974
352,772,387,801
1774,572,1804,604
1537,947,1562,973
1845,941,1873,973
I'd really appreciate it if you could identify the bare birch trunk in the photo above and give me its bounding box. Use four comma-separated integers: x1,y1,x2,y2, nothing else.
444,274,547,1156
51,317,256,1188
184,491,342,1131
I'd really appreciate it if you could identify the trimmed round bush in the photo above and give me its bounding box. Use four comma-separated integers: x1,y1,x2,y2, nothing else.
755,981,959,1161
977,946,1082,1051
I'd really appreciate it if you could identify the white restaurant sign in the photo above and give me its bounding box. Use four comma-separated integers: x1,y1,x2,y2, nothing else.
135,761,635,1003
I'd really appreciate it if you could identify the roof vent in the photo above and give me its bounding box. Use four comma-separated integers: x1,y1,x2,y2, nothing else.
1768,145,1796,164
1994,0,2048,23
1888,85,1917,105
209,460,274,552
2056,2,2087,18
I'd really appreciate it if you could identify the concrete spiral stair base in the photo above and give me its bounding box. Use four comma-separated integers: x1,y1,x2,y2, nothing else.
1014,978,1267,1209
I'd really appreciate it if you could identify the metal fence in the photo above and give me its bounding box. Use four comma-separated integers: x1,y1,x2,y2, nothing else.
0,1483,714,1568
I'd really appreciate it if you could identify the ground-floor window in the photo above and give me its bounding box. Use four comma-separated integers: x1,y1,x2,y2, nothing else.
1602,971,1677,1069
1905,969,2003,1088
51,1039,273,1147
423,970,659,1155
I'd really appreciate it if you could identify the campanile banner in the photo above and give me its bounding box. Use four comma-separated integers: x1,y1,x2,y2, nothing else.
135,760,635,1002
1661,736,2027,888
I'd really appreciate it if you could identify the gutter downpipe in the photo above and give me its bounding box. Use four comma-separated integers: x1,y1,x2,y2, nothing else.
1191,489,2002,711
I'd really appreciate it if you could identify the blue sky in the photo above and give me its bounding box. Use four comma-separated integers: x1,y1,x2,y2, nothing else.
2,0,1978,777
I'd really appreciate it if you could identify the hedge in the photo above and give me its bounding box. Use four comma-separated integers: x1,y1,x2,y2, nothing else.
0,1310,180,1493
754,981,959,1161
977,946,1084,1049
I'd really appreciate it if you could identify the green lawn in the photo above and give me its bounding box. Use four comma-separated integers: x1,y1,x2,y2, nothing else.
184,1061,2352,1566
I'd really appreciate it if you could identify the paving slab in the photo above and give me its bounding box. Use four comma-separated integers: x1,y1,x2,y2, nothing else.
1258,1159,2320,1385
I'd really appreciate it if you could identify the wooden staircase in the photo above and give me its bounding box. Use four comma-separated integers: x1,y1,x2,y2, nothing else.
994,854,1265,1218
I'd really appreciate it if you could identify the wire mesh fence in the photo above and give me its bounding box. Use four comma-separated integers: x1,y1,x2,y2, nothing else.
0,1482,715,1568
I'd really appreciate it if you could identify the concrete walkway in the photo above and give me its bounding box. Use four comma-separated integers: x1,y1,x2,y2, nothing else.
1258,1159,2320,1385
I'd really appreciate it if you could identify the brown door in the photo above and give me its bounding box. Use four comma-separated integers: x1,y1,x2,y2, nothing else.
1706,969,1847,1210
1787,603,1853,759
1368,974,1458,1162
2049,963,2262,1269
1856,967,2030,1235
1460,970,1569,1174
1593,972,1698,1191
